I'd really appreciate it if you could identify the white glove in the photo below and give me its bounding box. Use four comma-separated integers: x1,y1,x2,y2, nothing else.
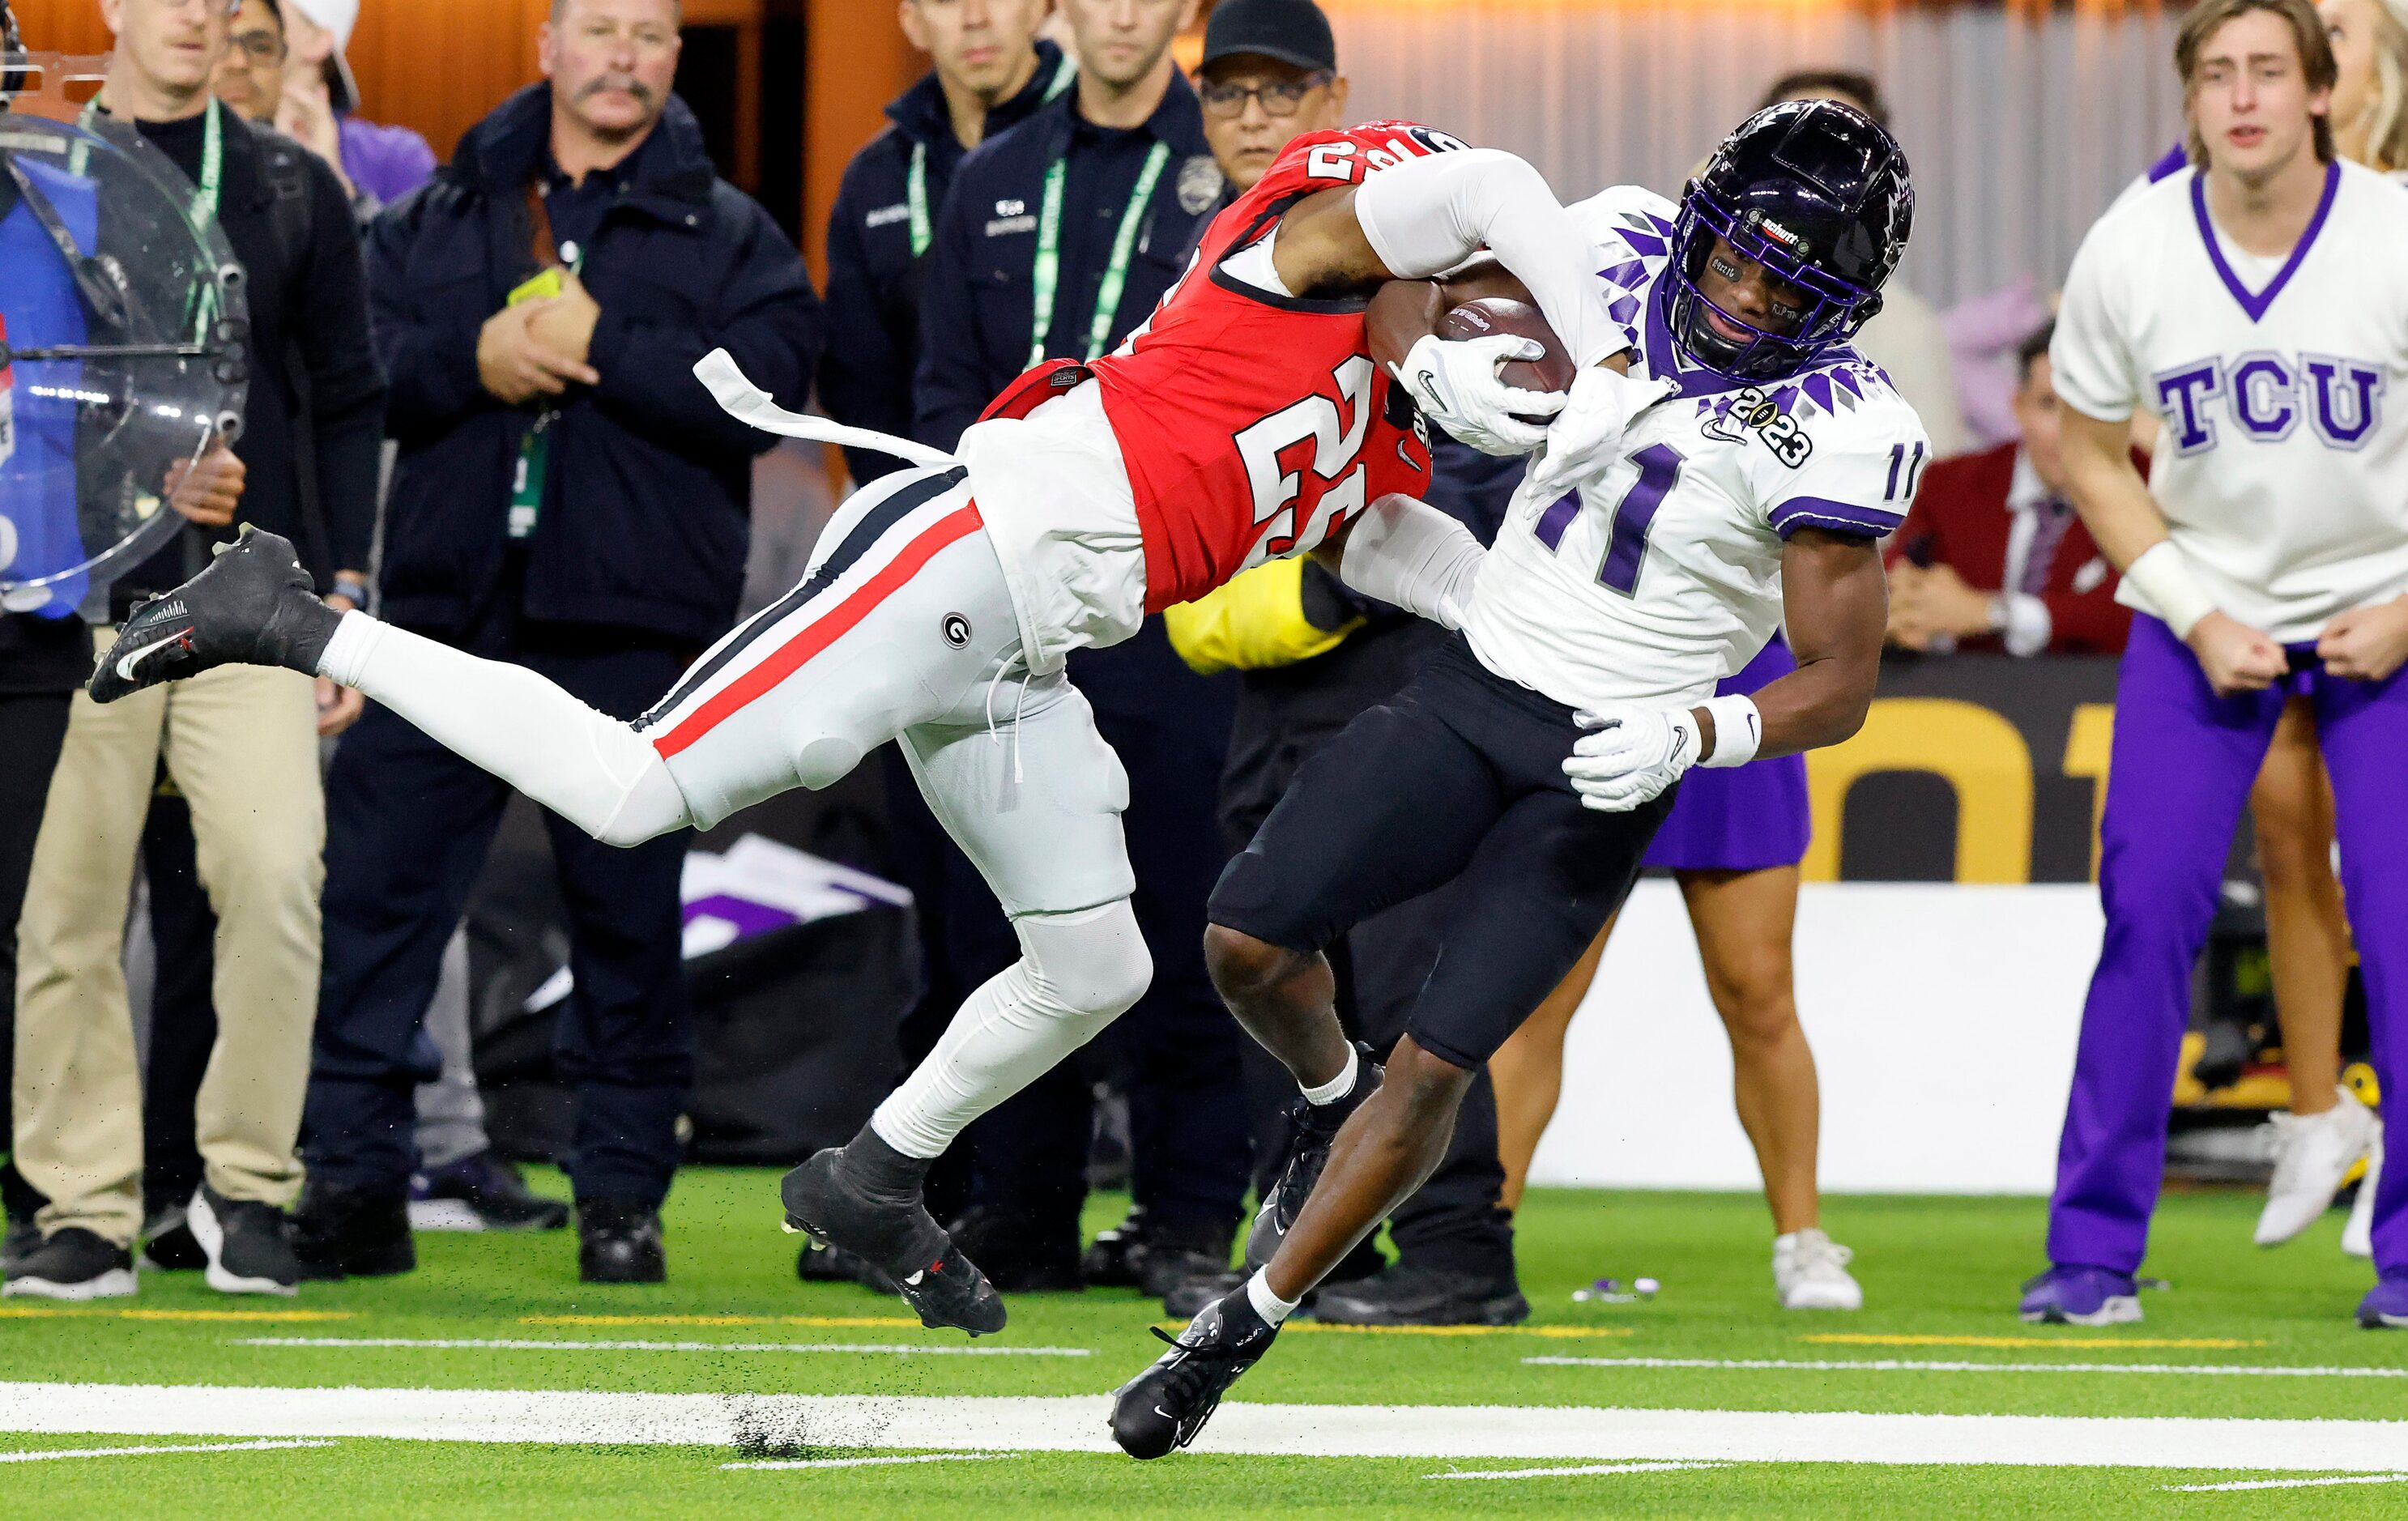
1528,363,1677,499
1562,705,1701,812
1394,332,1565,457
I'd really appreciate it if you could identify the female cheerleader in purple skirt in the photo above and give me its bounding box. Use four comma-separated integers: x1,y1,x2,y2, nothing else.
1488,637,1862,1310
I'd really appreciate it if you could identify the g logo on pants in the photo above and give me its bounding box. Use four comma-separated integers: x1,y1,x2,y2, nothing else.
942,613,971,649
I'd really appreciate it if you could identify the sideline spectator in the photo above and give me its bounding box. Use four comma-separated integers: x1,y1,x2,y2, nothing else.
9,0,381,1302
1161,0,1528,1326
808,0,1063,1283
821,0,1067,488
310,0,822,1285
1886,322,2133,657
1762,68,1969,458
203,0,550,1242
277,0,434,214
913,0,1249,1297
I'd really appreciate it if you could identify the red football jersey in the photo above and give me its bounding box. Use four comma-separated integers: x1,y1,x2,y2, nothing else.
1085,122,1464,611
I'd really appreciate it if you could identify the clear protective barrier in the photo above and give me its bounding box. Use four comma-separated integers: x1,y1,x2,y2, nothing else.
0,49,249,618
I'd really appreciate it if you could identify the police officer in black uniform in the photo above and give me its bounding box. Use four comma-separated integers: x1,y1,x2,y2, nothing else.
820,1,1069,489
910,0,1249,1298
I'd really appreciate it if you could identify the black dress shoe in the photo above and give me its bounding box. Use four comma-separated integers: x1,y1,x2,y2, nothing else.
292,1182,414,1282
577,1198,667,1284
1309,1262,1528,1327
1080,1209,1149,1289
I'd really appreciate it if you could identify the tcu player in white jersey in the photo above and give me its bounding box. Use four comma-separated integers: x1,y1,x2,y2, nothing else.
1111,99,1921,1459
2024,0,2408,1331
84,126,1665,1337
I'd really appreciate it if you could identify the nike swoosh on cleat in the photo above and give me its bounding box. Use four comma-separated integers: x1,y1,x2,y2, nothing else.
903,1270,925,1285
116,629,194,684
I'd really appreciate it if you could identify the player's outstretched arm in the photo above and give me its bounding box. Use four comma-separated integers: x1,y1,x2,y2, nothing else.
2061,407,2285,694
1272,149,1634,386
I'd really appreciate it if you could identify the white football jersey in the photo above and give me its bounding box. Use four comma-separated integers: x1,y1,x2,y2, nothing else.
2052,160,2408,644
1463,185,1931,712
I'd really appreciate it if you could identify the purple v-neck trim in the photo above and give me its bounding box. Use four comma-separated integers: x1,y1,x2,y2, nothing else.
2190,160,2339,325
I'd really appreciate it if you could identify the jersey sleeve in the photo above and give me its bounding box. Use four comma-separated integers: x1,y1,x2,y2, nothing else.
2049,216,2141,423
1252,121,1472,202
1761,389,1932,541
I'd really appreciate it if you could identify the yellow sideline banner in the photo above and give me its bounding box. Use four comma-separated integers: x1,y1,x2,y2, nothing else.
1800,655,2128,885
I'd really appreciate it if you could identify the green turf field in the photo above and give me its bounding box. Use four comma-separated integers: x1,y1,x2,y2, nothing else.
2,1168,2402,1517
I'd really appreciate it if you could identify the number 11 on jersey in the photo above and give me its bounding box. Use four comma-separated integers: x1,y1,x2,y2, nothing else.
1534,443,1686,596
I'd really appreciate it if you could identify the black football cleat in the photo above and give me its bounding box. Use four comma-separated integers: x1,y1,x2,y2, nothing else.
780,1148,1005,1336
1245,1043,1381,1272
89,526,341,704
1110,1286,1279,1459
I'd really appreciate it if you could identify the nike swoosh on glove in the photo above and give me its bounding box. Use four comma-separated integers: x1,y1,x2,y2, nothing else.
1562,705,1701,812
1528,364,1678,499
1396,332,1564,457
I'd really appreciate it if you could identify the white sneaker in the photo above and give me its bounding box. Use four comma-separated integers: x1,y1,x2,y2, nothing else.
2344,1120,2382,1260
1774,1228,1863,1310
2256,1087,2376,1246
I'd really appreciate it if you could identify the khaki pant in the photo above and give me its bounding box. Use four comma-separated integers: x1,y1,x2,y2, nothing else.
13,631,324,1246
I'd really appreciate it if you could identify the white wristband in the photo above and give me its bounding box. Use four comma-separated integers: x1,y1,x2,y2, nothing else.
2122,540,2218,640
1699,694,1762,769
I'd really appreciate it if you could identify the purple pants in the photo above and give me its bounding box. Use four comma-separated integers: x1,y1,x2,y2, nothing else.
2049,616,2408,1278
1643,637,1811,873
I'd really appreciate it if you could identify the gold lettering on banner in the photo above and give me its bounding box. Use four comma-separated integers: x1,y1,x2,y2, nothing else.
2061,704,2116,883
1802,698,2034,884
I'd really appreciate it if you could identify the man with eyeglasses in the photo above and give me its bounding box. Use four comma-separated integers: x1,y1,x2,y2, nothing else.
910,0,1251,1301
7,0,380,1302
1157,0,1538,1328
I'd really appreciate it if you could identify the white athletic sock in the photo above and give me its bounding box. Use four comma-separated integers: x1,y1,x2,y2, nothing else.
871,901,1149,1160
1246,1268,1301,1326
314,607,382,686
321,612,691,845
1302,1043,1359,1106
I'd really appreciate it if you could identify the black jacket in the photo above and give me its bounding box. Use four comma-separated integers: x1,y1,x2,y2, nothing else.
117,109,386,607
818,41,1068,486
369,86,825,642
913,72,1221,451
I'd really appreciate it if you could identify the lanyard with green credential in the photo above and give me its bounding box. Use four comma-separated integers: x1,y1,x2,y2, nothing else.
907,53,1075,260
1026,138,1170,369
78,96,222,227
507,185,591,541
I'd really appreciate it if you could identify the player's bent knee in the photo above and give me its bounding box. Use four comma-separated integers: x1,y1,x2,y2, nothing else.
592,756,696,848
1387,1038,1478,1118
1202,922,1300,1000
1022,898,1153,1024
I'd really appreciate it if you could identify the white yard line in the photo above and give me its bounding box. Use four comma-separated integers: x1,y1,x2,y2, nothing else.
0,1439,334,1463
233,1337,1089,1358
1528,1356,2408,1380
1426,1461,1728,1481
2163,1474,2408,1493
724,1452,1015,1472
1,1383,2405,1471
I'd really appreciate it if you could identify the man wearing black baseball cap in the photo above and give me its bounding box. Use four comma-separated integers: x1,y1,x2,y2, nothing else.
1161,0,1537,1333
1194,0,1345,193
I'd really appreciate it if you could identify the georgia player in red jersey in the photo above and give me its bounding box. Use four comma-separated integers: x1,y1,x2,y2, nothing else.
87,121,1672,1337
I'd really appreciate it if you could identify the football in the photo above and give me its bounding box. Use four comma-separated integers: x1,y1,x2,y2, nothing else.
1437,296,1579,395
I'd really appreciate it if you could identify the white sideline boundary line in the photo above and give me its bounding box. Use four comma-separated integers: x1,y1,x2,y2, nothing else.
1427,1461,1728,1481
234,1337,1091,1358
2163,1474,2408,1493
725,1452,1014,1472
0,1439,335,1463
2,1383,2407,1471
1528,1356,2408,1380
